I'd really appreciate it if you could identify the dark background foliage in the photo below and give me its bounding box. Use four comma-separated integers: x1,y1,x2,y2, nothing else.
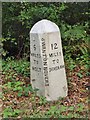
2,2,90,64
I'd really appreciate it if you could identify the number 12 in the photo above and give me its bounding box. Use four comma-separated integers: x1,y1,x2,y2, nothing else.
51,43,58,50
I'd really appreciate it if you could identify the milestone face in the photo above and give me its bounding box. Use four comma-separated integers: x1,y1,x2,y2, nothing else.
30,20,68,101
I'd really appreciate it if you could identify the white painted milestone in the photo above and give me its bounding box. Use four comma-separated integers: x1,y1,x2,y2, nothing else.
30,19,68,101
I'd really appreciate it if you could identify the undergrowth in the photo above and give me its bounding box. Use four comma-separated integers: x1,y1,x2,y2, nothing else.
1,57,89,118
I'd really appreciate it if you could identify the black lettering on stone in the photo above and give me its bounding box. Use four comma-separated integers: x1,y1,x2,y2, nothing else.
41,38,49,86
49,65,64,72
49,53,53,57
33,44,36,51
56,59,59,63
43,61,47,66
32,66,41,72
42,38,46,54
60,65,64,68
43,54,47,61
41,38,45,41
52,60,55,64
43,57,47,61
49,52,61,58
45,83,49,86
31,53,41,58
33,59,38,64
42,49,46,53
32,79,35,81
42,41,45,47
39,68,41,71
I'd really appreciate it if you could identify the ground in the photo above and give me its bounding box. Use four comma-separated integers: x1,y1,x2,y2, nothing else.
1,64,89,119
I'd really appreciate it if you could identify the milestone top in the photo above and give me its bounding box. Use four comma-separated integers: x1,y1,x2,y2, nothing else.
30,19,59,33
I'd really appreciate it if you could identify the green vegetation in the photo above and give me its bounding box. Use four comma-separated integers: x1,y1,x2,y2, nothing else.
2,3,89,61
2,57,89,118
3,57,30,77
1,2,89,119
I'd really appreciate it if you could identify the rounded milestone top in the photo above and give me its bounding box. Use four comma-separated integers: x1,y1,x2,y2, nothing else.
30,19,59,33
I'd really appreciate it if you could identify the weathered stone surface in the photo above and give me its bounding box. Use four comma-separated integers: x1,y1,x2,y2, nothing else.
30,19,68,101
